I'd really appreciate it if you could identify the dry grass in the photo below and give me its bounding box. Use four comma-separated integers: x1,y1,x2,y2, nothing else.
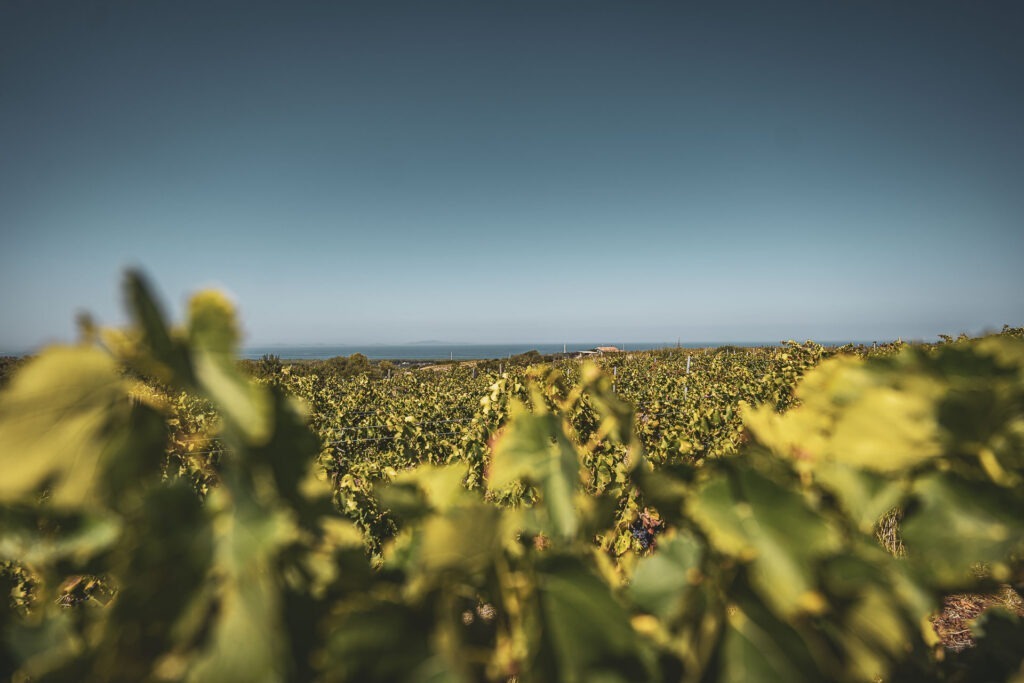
875,507,905,557
876,508,1024,652
930,586,1024,652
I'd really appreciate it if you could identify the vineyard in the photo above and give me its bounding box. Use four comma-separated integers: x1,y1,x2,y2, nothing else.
1,273,1023,682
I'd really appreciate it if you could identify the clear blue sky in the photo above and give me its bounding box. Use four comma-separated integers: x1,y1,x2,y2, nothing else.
2,1,1022,350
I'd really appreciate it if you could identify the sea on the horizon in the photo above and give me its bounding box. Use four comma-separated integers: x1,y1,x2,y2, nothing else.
239,341,808,361
0,340,885,360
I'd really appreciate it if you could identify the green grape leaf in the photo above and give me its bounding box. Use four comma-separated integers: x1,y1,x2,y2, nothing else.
628,532,703,621
2,610,81,681
320,601,442,683
489,402,580,540
188,290,240,357
827,382,943,471
688,468,840,617
124,270,195,384
0,507,121,566
0,346,128,508
580,363,637,449
187,487,297,683
184,289,273,445
901,473,1024,586
418,503,501,574
812,463,906,534
90,484,214,682
378,463,470,522
715,598,825,683
536,556,652,683
743,356,944,472
820,554,915,681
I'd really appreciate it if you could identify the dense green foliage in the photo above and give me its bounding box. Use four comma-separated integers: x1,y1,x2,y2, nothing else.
1,275,1022,682
239,352,398,384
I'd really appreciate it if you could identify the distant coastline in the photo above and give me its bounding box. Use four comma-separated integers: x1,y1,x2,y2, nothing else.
0,340,893,360
238,341,880,361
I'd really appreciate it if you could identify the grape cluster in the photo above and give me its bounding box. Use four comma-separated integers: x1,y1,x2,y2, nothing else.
629,509,663,551
630,522,655,550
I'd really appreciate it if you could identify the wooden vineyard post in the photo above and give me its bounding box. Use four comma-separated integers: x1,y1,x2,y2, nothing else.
685,355,690,398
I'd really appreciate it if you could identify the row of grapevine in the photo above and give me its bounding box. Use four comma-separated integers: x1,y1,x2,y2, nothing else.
1,274,1021,681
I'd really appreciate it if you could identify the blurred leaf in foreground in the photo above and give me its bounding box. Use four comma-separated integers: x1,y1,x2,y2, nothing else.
0,346,128,509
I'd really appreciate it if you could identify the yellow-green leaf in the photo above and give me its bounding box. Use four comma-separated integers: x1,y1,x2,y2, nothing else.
0,346,127,508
